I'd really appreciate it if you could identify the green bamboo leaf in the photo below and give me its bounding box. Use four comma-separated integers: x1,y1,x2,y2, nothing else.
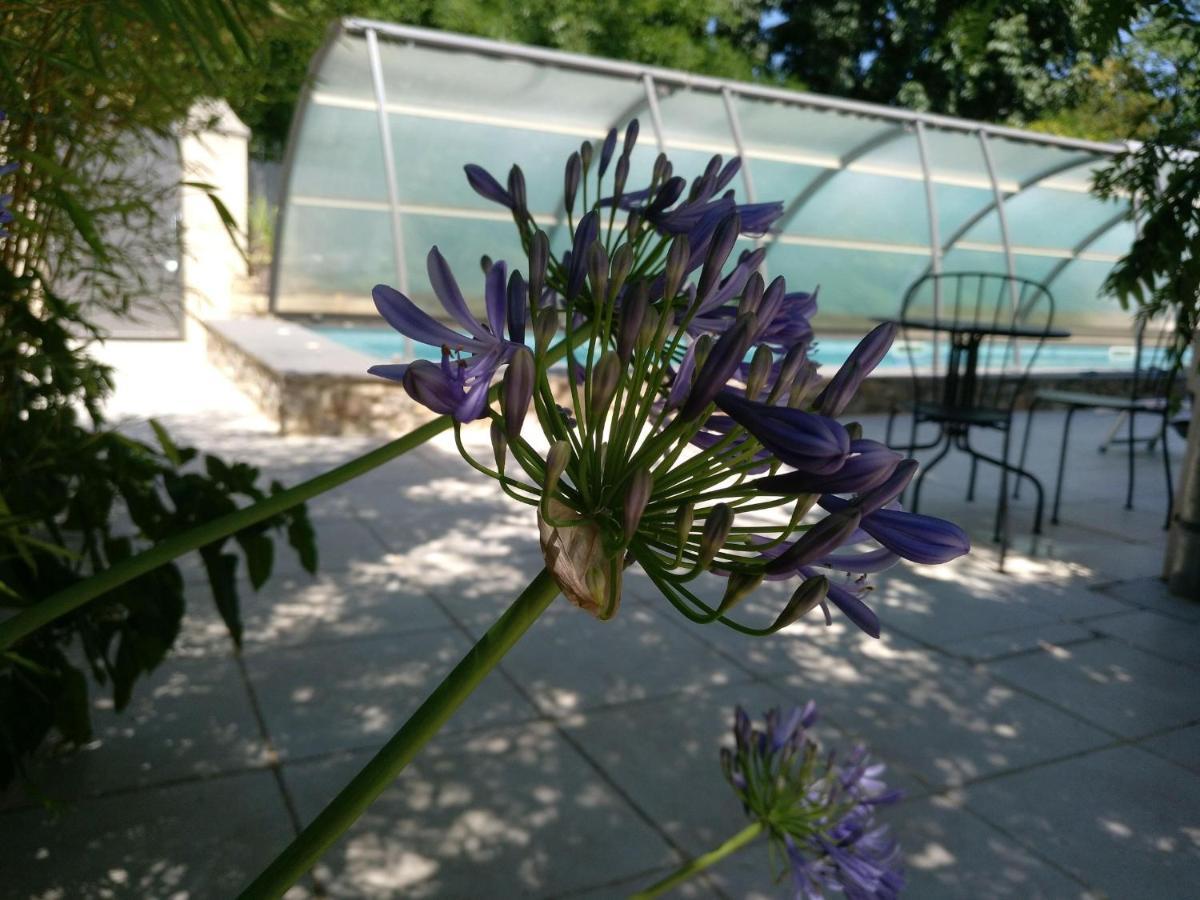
53,188,110,263
148,419,182,466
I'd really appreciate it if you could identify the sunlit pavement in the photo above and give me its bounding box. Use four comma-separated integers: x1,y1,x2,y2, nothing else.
2,340,1197,899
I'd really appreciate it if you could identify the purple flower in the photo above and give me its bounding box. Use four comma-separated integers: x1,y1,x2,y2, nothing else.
464,164,514,210
821,495,971,565
715,392,850,475
368,247,525,422
752,439,902,496
815,322,898,417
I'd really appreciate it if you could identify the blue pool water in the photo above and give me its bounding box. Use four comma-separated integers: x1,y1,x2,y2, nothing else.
314,325,1156,374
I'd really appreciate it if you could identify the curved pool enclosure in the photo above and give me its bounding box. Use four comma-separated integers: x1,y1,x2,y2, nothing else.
272,18,1138,342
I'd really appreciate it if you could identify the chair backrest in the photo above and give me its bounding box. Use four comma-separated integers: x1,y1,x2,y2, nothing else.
1131,313,1182,403
897,272,1056,414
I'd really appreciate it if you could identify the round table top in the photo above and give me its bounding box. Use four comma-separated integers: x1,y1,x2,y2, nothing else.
877,317,1072,340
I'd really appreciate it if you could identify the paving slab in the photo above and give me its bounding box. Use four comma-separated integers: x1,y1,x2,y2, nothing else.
12,654,266,803
1090,608,1200,669
989,637,1200,739
0,769,297,899
1094,576,1200,622
940,621,1097,662
243,629,541,761
1137,725,1200,776
966,746,1200,899
283,722,677,898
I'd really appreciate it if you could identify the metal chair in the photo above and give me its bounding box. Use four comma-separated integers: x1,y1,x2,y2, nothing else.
1016,315,1182,529
884,272,1057,555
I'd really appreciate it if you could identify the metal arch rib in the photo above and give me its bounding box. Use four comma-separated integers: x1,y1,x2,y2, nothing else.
1042,208,1131,288
762,123,910,255
916,153,1099,279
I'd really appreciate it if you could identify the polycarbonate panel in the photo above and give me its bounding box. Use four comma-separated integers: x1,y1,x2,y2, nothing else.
375,40,647,133
1046,259,1128,334
276,204,394,315
290,103,387,201
273,22,1139,340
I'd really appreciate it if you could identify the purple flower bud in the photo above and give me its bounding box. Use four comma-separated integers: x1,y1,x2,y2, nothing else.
528,230,549,307
766,509,862,575
587,241,609,303
564,152,581,214
664,235,690,303
464,164,513,209
567,212,599,298
653,152,670,184
507,271,527,346
623,468,653,538
715,392,850,475
534,305,558,355
502,347,535,440
480,254,493,274
769,343,811,403
598,128,618,177
696,503,734,570
610,243,633,299
589,351,621,421
857,459,918,514
648,176,685,216
618,284,648,363
739,272,765,316
815,322,897,416
696,212,741,303
859,508,971,565
716,156,742,191
771,575,830,631
752,440,902,496
623,119,640,157
579,140,593,172
744,345,773,400
613,153,630,199
681,313,757,421
507,165,527,216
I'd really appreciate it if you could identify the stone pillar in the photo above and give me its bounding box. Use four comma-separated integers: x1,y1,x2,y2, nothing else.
178,100,250,332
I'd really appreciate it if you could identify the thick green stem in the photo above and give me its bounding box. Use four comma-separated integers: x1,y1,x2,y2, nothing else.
629,822,764,899
238,567,561,899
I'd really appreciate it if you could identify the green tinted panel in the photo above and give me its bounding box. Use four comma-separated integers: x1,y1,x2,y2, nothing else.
291,104,386,201
276,205,393,314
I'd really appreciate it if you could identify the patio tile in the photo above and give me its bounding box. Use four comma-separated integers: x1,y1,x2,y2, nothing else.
15,654,266,802
1090,609,1200,669
1094,576,1200,622
0,769,297,899
498,596,755,717
989,638,1200,739
283,722,677,898
885,794,1095,899
1137,725,1200,776
966,746,1200,899
770,647,1112,788
239,569,453,648
243,629,541,761
941,622,1097,662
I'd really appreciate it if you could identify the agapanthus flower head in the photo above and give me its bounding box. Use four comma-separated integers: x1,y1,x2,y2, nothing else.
0,110,15,239
722,704,904,900
367,120,966,634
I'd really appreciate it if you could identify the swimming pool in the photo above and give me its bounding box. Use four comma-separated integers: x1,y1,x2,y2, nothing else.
314,324,1160,374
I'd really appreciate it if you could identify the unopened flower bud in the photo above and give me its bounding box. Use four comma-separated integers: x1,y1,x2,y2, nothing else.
613,153,629,198
769,344,809,402
696,503,734,571
744,345,773,400
739,272,765,316
696,213,741,303
626,210,643,241
638,307,659,350
480,254,493,275
507,165,527,216
580,140,593,172
681,313,756,421
771,575,830,632
618,283,648,363
653,152,670,184
564,152,582,214
717,570,763,616
528,230,549,306
623,119,639,157
535,305,558,355
664,236,689,304
766,510,862,575
610,243,633,299
623,469,653,538
845,421,863,441
598,128,618,177
507,271,527,345
675,502,695,564
490,421,507,475
590,351,621,421
544,439,571,495
502,348,535,441
587,241,608,304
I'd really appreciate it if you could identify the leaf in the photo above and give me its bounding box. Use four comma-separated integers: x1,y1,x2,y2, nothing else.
200,547,242,645
148,419,182,466
53,188,110,264
286,508,319,575
236,530,275,590
54,664,93,745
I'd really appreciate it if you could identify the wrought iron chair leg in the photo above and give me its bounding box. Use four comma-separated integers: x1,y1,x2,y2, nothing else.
994,427,1012,544
911,429,952,515
885,405,898,449
966,455,978,502
1015,398,1038,499
1051,406,1076,525
1161,411,1174,529
1126,405,1136,510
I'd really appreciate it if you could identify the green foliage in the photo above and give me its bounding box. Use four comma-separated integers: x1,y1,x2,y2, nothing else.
0,1,319,787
